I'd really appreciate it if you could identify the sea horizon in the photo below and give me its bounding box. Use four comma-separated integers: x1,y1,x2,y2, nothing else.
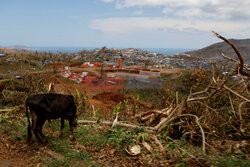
25,46,196,55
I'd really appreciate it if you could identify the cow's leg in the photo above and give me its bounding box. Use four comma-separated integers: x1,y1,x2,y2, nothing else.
26,109,33,144
27,126,32,144
69,120,76,141
60,118,65,138
31,114,43,143
37,119,47,144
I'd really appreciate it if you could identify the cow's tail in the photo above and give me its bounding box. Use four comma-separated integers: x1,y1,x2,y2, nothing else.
26,103,32,143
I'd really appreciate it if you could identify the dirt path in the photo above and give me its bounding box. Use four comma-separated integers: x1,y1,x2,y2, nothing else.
0,138,27,167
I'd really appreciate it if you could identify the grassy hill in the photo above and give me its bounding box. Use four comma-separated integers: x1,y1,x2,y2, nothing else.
186,39,250,63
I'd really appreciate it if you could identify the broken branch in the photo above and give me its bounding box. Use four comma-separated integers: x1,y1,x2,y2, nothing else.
212,31,249,77
224,85,249,101
228,92,236,117
221,53,238,62
238,101,248,132
0,108,14,112
155,97,187,132
179,114,206,155
77,120,154,132
151,135,166,155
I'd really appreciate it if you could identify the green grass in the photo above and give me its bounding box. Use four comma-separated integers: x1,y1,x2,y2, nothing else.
205,153,250,167
0,111,249,166
0,112,137,166
105,127,135,147
0,114,93,166
0,114,27,142
76,125,108,148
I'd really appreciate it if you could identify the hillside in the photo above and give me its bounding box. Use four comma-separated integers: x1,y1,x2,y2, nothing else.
6,45,30,50
186,39,250,63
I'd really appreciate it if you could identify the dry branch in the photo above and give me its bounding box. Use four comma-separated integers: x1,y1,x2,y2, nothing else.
187,96,208,102
221,53,238,62
134,100,153,109
134,107,173,123
141,113,154,121
228,92,236,117
208,80,226,98
91,105,96,118
179,114,206,154
238,101,249,132
212,31,249,77
151,135,166,155
155,97,187,132
150,112,206,154
190,89,208,96
198,102,218,113
223,85,249,101
153,106,179,131
221,53,249,76
134,110,153,119
77,120,154,132
0,108,14,112
142,141,153,153
42,149,65,160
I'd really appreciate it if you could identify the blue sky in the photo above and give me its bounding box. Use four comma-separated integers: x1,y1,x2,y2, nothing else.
1,0,250,48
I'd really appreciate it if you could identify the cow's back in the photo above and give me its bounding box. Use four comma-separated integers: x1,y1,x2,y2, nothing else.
26,94,76,119
45,94,76,118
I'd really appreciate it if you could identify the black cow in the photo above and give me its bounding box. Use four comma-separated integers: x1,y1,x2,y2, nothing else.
26,93,77,144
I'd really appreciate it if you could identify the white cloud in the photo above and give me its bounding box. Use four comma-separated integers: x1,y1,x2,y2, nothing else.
97,0,250,47
105,0,250,20
90,17,250,37
133,10,143,15
101,0,114,3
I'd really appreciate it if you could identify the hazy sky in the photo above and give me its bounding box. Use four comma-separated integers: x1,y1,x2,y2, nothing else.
1,0,250,48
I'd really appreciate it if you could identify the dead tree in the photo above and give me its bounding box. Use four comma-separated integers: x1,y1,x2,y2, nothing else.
212,31,250,77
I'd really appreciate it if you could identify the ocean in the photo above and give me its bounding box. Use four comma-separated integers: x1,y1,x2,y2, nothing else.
28,47,195,55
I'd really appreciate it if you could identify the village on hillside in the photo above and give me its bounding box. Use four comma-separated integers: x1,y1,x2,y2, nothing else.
0,33,249,166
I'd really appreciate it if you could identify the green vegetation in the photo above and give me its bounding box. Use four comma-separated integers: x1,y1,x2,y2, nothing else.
0,48,249,166
205,153,250,167
0,111,137,166
1,108,248,166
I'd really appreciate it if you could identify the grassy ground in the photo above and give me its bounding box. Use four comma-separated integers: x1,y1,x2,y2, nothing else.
0,61,44,73
0,110,249,167
0,58,249,166
0,111,145,166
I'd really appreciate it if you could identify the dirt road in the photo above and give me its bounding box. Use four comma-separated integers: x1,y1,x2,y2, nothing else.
0,138,27,167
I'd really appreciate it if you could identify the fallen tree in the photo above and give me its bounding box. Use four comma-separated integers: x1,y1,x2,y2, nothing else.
78,31,249,156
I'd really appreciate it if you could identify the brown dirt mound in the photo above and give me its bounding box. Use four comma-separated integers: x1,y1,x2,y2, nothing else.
90,92,152,119
89,99,113,119
89,99,112,110
90,92,128,119
93,92,152,109
93,92,128,104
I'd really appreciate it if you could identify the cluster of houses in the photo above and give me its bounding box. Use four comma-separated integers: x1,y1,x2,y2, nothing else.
75,48,236,70
1,47,248,73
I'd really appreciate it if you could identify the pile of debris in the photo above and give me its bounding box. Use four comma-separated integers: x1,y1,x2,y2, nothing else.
61,71,89,83
78,32,250,157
